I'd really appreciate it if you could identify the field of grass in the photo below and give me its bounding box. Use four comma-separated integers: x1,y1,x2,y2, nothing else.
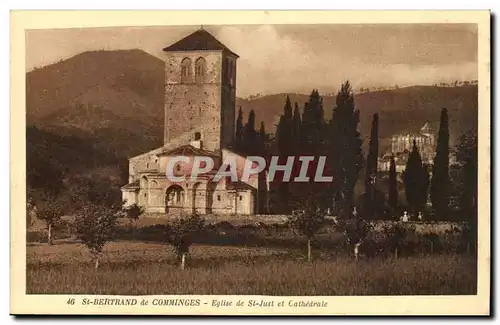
27,241,476,296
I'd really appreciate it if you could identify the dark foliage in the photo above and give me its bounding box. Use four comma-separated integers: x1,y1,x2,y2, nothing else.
403,141,430,217
327,81,364,218
431,108,451,218
388,155,399,211
166,213,206,259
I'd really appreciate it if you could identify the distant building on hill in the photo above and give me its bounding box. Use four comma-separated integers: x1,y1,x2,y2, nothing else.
378,122,436,173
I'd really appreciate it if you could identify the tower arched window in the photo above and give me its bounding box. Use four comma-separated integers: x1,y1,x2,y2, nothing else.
181,58,192,83
195,57,206,84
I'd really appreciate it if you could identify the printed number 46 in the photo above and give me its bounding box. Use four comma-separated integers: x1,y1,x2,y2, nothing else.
67,298,75,305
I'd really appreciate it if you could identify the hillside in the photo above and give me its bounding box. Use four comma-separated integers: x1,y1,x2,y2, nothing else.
26,49,478,192
27,49,165,161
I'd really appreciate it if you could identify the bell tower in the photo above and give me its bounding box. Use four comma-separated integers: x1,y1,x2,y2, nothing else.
162,28,238,152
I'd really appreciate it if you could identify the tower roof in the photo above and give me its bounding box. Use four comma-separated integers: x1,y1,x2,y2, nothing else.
158,144,219,157
162,28,239,58
420,122,433,133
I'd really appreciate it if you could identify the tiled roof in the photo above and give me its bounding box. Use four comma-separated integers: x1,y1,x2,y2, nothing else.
121,180,139,190
162,28,239,58
226,180,256,191
158,144,219,157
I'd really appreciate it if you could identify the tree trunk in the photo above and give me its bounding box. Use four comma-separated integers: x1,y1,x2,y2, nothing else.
394,247,398,259
307,238,312,262
132,220,137,239
94,256,99,269
181,252,187,270
47,223,53,245
430,241,434,254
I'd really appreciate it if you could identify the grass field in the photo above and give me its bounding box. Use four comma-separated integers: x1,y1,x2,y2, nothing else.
26,241,477,296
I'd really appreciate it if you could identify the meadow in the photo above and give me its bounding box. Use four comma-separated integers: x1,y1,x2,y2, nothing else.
26,239,477,296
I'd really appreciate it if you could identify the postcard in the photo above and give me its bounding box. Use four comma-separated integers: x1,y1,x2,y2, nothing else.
10,10,490,315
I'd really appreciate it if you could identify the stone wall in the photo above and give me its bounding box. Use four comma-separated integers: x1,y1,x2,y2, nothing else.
165,51,225,152
138,213,466,234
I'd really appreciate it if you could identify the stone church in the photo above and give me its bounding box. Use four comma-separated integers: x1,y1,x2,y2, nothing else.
121,28,264,215
378,122,436,173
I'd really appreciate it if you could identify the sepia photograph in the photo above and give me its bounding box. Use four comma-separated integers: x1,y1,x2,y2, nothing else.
10,10,490,315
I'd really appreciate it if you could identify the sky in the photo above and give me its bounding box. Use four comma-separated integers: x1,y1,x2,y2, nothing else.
25,24,478,97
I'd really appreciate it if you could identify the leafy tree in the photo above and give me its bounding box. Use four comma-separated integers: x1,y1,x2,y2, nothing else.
403,140,430,217
288,193,326,262
431,108,451,219
335,208,373,258
381,223,416,259
75,203,119,268
235,106,244,151
388,155,399,212
31,192,65,245
72,175,123,268
328,81,364,218
166,213,206,270
123,203,144,236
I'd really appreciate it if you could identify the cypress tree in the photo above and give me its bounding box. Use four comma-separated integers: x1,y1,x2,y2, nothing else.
301,89,327,156
277,95,294,156
430,108,451,219
388,154,399,211
292,102,301,150
258,121,268,157
243,109,257,155
235,107,244,152
403,140,430,217
272,96,295,213
328,81,364,218
297,90,328,209
257,121,270,213
361,113,380,219
365,113,379,188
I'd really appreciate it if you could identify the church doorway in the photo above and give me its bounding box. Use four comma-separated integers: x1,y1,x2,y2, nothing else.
165,185,185,213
